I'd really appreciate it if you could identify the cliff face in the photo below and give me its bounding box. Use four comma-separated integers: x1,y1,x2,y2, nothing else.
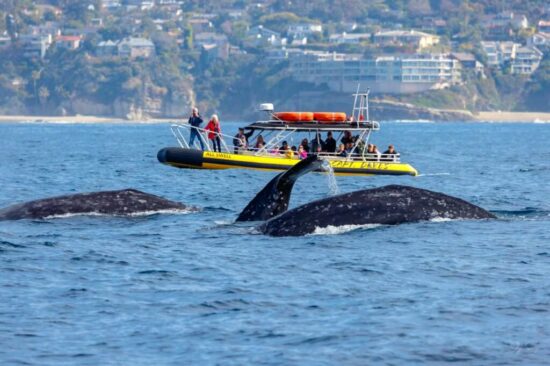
54,87,195,120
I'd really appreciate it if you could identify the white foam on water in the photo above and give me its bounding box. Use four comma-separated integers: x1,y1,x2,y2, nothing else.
429,217,454,223
308,224,381,236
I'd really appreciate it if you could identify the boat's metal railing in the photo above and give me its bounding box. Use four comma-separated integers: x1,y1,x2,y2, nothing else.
170,123,235,152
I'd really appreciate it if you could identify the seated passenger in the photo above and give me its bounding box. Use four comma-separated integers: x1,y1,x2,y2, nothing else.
382,144,398,161
324,131,336,153
285,145,295,159
337,144,346,157
233,128,247,154
301,138,310,153
279,141,289,154
298,145,307,160
255,135,265,150
341,131,353,145
383,145,397,155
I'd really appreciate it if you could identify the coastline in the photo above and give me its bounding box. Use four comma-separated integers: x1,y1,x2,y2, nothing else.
0,115,181,124
0,112,549,124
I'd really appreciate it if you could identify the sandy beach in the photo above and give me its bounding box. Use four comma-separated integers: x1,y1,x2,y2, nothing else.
473,111,550,123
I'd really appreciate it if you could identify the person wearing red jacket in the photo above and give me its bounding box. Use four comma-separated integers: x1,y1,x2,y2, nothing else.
205,114,222,152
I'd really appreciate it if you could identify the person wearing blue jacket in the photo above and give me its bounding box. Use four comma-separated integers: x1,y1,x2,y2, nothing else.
188,107,205,150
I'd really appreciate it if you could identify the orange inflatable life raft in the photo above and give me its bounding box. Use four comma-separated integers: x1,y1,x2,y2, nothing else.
313,112,347,123
273,112,315,122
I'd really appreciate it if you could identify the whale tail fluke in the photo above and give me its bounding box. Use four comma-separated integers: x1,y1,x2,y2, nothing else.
236,155,323,221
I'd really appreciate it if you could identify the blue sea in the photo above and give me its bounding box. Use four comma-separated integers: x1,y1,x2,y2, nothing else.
0,121,549,365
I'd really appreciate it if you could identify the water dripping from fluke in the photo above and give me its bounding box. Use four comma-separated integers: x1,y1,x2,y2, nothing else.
321,159,340,196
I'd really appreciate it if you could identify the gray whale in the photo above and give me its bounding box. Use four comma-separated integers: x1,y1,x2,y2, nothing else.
259,185,496,236
232,155,494,236
0,189,192,220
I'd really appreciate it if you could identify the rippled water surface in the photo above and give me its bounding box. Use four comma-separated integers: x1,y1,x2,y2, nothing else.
1,121,549,365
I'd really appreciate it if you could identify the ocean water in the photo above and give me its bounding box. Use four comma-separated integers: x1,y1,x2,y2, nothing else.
0,121,549,365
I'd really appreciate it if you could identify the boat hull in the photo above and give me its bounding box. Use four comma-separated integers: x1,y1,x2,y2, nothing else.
158,147,418,176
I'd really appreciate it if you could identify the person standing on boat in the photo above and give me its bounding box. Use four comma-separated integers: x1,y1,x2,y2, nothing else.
188,107,205,150
324,131,336,153
205,114,222,152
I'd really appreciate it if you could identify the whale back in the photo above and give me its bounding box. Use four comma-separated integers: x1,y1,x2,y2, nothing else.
0,189,189,220
260,185,495,236
236,155,323,221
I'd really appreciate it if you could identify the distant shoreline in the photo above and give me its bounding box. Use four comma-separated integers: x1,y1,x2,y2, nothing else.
0,112,549,124
0,115,179,124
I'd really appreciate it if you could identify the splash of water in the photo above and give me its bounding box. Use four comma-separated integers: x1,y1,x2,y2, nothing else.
321,159,340,196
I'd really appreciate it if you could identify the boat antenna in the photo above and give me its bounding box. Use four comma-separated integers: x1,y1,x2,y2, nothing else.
366,87,370,122
352,83,360,120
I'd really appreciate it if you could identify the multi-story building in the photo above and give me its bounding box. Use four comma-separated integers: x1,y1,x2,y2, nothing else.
481,41,543,74
481,41,517,66
290,51,461,94
511,46,544,74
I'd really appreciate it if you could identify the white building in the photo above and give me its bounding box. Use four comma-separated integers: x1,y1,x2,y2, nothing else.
481,41,543,74
290,52,461,94
511,46,544,75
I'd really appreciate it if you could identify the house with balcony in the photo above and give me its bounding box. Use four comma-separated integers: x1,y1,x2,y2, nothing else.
481,41,543,74
511,46,544,75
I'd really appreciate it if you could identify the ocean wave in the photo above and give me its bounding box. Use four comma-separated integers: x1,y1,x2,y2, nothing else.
387,119,435,124
491,208,550,220
417,172,452,177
